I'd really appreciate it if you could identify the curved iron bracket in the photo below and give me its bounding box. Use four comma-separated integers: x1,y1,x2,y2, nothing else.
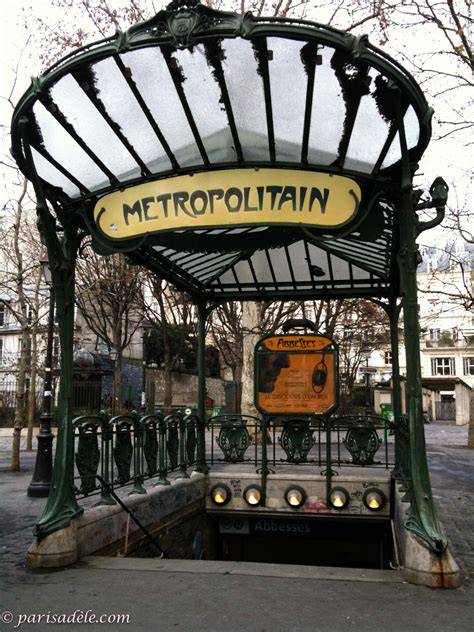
416,176,449,235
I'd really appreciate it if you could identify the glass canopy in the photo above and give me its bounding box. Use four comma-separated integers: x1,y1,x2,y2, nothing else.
11,0,432,302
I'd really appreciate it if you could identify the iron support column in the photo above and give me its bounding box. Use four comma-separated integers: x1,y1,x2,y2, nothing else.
388,296,403,473
397,112,446,552
21,122,83,537
34,231,83,537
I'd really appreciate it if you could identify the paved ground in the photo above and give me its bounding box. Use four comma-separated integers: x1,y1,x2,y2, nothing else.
0,423,473,632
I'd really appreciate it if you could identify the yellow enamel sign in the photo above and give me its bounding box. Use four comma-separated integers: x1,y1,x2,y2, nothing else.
94,169,361,240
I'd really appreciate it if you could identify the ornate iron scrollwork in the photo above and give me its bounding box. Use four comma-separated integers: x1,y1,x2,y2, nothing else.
143,423,158,476
113,421,133,484
166,415,180,470
279,419,315,464
186,416,197,465
125,0,244,50
343,421,382,465
216,418,251,463
75,422,100,495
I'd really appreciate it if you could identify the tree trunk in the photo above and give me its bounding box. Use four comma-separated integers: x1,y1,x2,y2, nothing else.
468,394,474,450
241,301,260,417
26,328,38,450
163,365,173,415
162,325,173,414
11,330,30,470
112,351,122,415
26,271,41,450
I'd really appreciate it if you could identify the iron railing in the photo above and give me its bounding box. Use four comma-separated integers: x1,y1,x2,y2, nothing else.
207,413,395,472
393,414,411,496
73,410,396,505
72,411,201,503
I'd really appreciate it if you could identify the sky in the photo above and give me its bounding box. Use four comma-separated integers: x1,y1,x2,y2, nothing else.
0,0,471,250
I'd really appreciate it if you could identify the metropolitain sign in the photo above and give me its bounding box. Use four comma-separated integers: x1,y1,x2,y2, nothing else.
94,169,361,240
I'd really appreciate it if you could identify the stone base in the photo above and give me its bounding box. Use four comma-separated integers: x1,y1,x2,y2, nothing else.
27,475,206,569
27,520,78,569
394,485,461,588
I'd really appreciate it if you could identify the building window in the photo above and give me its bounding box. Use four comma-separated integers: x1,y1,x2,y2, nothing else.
384,351,392,365
463,357,474,376
17,337,32,358
0,305,5,327
429,328,440,340
0,339,3,363
431,357,455,376
53,337,60,363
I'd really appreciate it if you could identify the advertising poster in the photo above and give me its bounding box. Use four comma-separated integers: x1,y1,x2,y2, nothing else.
255,335,337,415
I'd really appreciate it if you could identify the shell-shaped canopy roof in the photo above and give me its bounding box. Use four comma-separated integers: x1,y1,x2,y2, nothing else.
11,0,432,302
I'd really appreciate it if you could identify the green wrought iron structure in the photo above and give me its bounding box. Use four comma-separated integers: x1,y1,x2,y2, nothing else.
11,0,448,552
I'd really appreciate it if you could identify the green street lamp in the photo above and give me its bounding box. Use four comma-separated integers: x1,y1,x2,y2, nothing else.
27,253,55,497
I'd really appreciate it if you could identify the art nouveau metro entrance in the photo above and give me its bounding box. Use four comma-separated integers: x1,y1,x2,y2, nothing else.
11,0,459,586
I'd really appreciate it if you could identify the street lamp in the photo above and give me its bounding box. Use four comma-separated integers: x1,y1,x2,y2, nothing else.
141,320,153,413
27,253,55,497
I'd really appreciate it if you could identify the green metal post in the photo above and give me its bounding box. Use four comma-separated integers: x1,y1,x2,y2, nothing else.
260,416,268,505
35,224,84,537
397,110,447,552
20,125,83,537
195,300,209,473
388,296,403,472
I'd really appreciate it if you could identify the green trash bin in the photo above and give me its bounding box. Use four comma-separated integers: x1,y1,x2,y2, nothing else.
380,403,395,442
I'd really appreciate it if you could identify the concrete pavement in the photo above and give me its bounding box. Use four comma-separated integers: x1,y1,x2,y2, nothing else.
0,423,473,632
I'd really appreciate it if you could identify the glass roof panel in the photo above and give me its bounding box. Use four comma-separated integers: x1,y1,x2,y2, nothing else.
248,250,275,283
307,46,345,165
31,101,109,190
268,249,293,284
306,243,331,281
172,46,236,163
351,264,370,279
380,131,401,170
214,269,237,285
267,37,307,162
31,147,81,198
404,105,420,149
90,57,172,173
49,74,142,181
120,47,202,168
286,241,311,281
380,105,420,170
233,259,255,284
221,38,270,161
344,69,391,173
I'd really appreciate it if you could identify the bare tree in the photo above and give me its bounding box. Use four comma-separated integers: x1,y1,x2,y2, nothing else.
334,300,391,395
75,248,144,414
141,276,199,413
0,177,45,469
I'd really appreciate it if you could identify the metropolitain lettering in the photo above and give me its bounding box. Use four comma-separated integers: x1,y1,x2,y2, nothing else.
122,184,330,226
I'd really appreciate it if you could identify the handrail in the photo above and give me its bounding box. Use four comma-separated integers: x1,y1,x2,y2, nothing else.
96,475,167,559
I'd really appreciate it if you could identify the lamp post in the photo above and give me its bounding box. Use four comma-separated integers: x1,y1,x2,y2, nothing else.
109,347,118,414
141,320,152,414
27,254,55,497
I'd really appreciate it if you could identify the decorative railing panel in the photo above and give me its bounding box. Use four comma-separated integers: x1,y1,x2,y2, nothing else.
208,413,395,472
72,411,200,502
